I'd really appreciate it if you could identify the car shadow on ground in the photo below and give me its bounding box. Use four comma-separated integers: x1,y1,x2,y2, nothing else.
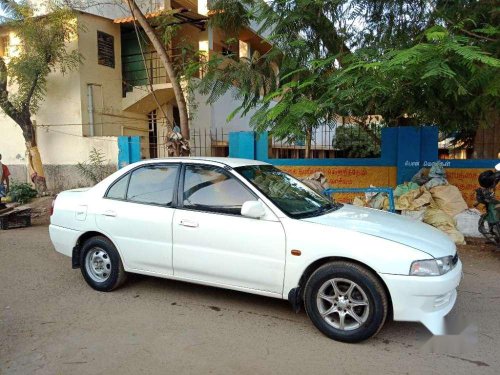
123,272,431,345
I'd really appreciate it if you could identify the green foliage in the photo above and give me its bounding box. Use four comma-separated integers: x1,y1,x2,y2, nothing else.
9,180,37,204
76,148,108,185
209,0,250,37
198,0,499,151
333,124,381,158
0,1,81,115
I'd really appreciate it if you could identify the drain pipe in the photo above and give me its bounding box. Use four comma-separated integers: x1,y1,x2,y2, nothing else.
87,84,95,137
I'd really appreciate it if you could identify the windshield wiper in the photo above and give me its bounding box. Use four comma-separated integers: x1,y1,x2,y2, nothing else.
296,202,341,219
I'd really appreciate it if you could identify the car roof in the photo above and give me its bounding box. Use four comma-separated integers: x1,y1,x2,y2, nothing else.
137,157,270,168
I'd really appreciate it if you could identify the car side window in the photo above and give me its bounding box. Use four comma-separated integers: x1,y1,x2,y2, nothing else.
106,173,129,200
126,164,178,206
182,165,256,215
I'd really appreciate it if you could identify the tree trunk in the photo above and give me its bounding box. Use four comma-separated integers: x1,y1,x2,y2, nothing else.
126,0,190,141
0,57,46,192
23,119,47,192
305,125,312,159
473,114,500,159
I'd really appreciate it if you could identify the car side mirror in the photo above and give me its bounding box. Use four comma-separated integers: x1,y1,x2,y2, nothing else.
241,200,266,219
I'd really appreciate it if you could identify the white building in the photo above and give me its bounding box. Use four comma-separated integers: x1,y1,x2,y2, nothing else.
0,0,271,191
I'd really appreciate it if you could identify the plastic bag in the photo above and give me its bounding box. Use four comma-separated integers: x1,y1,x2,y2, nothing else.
396,187,433,211
401,209,425,222
424,177,448,189
394,182,420,197
455,209,482,238
368,193,387,210
429,162,447,178
423,208,465,244
411,168,430,186
301,172,330,194
430,185,468,217
364,185,378,201
301,179,326,194
352,197,365,207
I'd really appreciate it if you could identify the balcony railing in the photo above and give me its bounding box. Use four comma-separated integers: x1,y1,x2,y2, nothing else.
122,50,205,96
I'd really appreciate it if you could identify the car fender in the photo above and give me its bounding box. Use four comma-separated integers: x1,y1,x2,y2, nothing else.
281,218,429,298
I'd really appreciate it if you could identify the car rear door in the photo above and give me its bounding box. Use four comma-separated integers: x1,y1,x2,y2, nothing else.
95,163,180,275
172,163,286,294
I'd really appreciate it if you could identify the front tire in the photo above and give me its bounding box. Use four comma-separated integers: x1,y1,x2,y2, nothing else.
304,261,388,343
80,236,127,292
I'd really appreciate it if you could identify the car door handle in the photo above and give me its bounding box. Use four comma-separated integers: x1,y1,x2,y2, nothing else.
179,219,198,228
101,210,117,217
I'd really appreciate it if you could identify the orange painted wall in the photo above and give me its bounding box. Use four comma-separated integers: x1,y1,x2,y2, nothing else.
446,168,483,208
279,165,488,208
279,166,397,203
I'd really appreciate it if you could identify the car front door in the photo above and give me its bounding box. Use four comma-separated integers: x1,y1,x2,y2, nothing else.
95,163,179,275
172,164,286,294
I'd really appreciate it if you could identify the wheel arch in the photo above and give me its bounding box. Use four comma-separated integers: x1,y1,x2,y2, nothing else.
298,256,393,318
72,231,120,269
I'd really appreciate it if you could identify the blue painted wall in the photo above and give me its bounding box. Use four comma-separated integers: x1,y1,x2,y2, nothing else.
229,131,256,159
118,136,141,168
230,126,499,178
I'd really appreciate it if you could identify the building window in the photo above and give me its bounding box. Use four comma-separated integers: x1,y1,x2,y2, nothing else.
97,31,115,68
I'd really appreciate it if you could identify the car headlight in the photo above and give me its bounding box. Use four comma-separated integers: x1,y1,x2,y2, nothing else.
410,255,456,276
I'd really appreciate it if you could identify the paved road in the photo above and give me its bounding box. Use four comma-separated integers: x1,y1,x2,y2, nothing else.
1,225,499,374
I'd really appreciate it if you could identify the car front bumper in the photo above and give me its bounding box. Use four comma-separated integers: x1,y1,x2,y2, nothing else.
380,259,462,335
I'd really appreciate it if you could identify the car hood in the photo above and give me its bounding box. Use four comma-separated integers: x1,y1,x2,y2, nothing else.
302,205,455,258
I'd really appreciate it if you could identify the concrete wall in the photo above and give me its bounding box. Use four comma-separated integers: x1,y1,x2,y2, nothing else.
229,128,499,207
78,12,147,138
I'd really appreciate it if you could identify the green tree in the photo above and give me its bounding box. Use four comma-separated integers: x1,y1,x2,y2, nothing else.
333,123,381,158
0,1,79,191
198,0,499,158
125,0,191,149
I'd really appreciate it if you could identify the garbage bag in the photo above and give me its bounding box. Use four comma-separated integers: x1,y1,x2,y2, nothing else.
423,208,465,245
455,209,482,238
301,172,330,194
352,196,365,207
395,186,433,211
424,177,448,189
364,185,378,201
413,162,449,189
301,179,325,194
429,162,447,178
430,185,468,217
401,209,426,222
368,192,387,210
394,182,420,197
411,168,430,186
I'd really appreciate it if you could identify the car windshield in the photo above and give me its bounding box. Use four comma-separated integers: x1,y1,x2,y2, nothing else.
235,165,342,219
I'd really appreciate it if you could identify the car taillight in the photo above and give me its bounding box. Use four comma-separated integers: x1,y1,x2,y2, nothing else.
50,195,58,216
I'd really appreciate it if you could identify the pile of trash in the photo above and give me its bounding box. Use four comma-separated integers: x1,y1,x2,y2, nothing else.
350,163,481,245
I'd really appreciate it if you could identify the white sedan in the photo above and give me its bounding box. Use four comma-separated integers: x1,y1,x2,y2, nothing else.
50,157,462,342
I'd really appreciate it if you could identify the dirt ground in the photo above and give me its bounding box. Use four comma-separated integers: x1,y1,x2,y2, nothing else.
1,222,500,374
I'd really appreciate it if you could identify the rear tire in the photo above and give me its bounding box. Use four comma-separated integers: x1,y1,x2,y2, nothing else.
80,236,127,292
304,261,388,343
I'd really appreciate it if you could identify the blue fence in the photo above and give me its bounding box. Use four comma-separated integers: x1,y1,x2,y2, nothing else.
228,127,499,183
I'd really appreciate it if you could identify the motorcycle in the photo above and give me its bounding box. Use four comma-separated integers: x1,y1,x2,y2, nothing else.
475,162,500,246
